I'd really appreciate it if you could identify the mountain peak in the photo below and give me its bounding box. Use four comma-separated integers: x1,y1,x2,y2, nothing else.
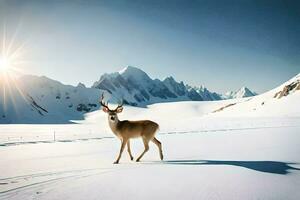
240,86,250,91
163,76,176,82
77,82,86,88
224,86,256,99
118,66,151,82
119,66,146,75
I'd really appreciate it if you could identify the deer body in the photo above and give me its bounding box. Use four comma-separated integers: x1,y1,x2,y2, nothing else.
109,118,159,139
100,94,163,164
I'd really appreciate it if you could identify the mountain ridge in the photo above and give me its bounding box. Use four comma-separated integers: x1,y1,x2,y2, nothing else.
0,66,260,123
92,66,228,106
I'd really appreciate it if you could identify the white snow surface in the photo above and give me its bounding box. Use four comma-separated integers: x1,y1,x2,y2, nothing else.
0,73,300,199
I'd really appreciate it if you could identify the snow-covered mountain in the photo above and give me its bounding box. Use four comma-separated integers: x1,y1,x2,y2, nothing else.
223,87,257,99
92,66,222,106
0,66,224,123
213,73,300,117
0,75,103,123
188,85,223,101
3,65,292,124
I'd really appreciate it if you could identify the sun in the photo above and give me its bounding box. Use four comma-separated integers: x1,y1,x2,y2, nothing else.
0,27,30,117
0,31,27,75
0,56,11,72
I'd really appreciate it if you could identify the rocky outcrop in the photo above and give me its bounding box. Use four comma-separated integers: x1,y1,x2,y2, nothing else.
274,80,300,99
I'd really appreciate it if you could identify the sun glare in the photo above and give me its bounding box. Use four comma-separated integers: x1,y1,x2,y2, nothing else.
0,28,27,76
0,56,11,72
0,26,30,116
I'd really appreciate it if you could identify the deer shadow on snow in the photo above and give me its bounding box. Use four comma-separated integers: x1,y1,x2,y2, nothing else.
163,160,300,175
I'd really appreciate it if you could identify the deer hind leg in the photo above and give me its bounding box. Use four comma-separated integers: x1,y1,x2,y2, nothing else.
127,140,134,160
136,138,149,162
152,137,163,160
114,139,127,164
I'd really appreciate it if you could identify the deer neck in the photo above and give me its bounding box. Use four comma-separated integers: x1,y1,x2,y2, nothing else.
108,115,121,136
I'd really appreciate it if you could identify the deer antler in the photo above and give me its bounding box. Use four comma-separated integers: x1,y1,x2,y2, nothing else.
99,93,109,109
100,93,123,111
113,99,123,112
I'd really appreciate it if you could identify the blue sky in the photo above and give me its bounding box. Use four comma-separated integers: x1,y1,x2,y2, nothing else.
0,0,299,93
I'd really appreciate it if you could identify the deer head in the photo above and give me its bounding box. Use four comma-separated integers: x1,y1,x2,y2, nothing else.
99,93,123,121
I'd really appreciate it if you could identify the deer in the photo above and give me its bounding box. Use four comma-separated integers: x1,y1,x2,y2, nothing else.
100,93,163,164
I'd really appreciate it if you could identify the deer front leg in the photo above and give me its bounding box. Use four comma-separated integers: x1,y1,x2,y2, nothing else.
127,140,134,161
114,139,127,164
152,137,163,160
136,138,149,162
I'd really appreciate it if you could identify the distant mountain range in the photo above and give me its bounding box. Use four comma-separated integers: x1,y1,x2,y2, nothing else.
92,66,228,106
0,66,257,123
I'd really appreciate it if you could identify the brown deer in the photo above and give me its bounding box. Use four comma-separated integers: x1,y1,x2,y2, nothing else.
100,94,163,164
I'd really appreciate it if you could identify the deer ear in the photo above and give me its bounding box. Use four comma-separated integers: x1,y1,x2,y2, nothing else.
102,107,109,113
116,107,123,113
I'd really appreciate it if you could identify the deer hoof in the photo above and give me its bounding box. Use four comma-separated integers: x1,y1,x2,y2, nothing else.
136,159,140,162
113,161,119,164
130,157,134,161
